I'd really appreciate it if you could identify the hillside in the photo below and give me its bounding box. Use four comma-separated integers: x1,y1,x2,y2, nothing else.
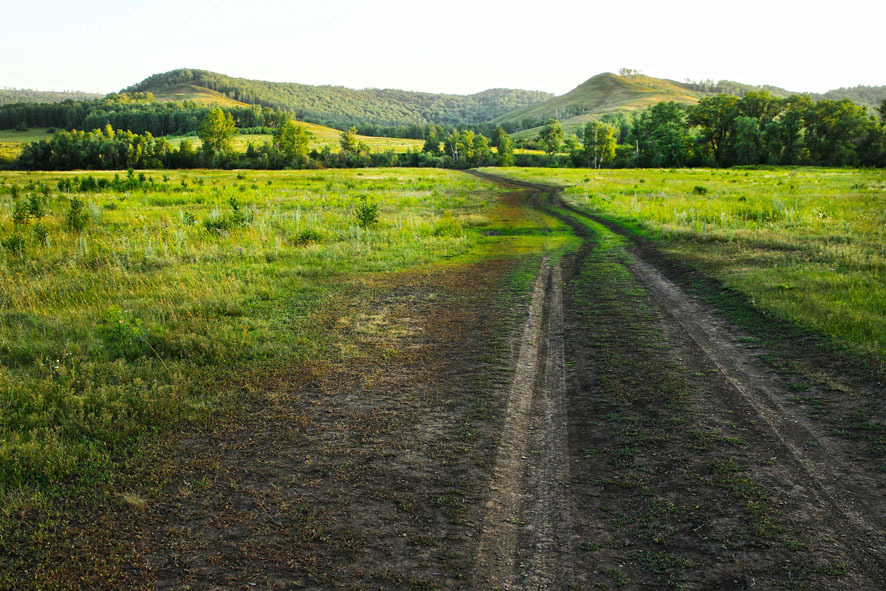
504,73,886,139
124,69,554,129
148,83,249,107
499,73,703,138
0,88,102,106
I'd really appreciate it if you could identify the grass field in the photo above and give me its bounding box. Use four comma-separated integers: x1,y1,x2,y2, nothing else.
0,167,569,505
482,167,886,364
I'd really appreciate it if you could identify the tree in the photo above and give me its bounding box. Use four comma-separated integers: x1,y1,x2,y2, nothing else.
878,98,886,124
495,129,515,167
539,119,564,154
274,116,310,161
688,94,738,166
422,125,442,154
340,126,360,154
583,121,617,168
732,116,762,165
198,108,235,156
470,133,492,166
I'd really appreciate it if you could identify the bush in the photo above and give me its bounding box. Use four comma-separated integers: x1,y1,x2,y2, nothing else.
12,200,29,227
353,195,379,228
293,228,324,245
27,194,45,218
31,223,48,246
692,185,709,195
65,196,89,231
97,307,147,360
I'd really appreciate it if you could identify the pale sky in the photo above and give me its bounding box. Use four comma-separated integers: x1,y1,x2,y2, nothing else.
2,0,884,97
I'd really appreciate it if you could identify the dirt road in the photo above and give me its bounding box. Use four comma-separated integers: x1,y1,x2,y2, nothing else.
470,172,884,590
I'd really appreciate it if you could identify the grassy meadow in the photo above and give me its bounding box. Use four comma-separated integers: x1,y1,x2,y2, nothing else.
483,167,886,364
0,168,570,506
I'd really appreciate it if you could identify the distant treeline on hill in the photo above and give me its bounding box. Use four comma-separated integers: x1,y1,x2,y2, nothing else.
0,88,103,106
0,93,289,136
123,69,554,128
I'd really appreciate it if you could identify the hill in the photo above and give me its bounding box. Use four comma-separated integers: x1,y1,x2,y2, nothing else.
503,73,886,139
499,73,703,138
124,69,554,129
0,88,102,106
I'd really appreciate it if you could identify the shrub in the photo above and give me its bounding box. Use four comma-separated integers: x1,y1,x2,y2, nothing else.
12,200,29,227
27,194,45,219
97,307,146,360
353,195,379,228
65,196,89,231
692,185,709,195
293,228,324,245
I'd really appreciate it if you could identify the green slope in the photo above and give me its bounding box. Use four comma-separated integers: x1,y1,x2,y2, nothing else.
124,69,554,129
499,73,703,138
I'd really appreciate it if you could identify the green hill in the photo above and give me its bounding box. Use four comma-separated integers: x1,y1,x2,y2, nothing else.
124,69,554,129
505,73,886,139
0,88,102,106
499,73,703,138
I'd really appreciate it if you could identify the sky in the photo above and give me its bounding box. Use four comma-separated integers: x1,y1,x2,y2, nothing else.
3,0,884,97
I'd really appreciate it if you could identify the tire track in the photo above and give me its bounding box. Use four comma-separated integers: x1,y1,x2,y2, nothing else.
471,170,884,585
473,259,576,589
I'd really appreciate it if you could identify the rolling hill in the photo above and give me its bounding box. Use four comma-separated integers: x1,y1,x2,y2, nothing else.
501,73,886,139
496,73,703,137
124,69,554,129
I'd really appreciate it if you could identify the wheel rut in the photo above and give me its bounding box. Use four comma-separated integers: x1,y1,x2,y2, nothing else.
473,259,577,589
470,170,884,590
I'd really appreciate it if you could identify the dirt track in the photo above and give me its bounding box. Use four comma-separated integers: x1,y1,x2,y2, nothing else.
470,172,884,589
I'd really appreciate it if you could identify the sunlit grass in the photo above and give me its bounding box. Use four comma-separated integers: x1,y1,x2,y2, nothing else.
483,167,886,362
0,168,571,500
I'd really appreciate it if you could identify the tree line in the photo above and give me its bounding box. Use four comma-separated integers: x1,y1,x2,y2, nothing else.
521,93,886,168
0,93,291,137
12,94,886,171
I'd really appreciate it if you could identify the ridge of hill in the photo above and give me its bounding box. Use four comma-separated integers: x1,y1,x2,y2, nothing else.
0,88,103,106
124,69,554,129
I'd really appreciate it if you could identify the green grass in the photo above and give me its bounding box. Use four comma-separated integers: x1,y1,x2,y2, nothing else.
165,121,425,154
482,167,886,364
0,128,57,162
0,168,569,506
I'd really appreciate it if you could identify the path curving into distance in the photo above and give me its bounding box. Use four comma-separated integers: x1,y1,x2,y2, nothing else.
469,171,884,590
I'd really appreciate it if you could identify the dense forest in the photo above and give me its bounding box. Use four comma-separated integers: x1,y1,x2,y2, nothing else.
123,69,554,129
681,79,886,109
0,93,287,137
